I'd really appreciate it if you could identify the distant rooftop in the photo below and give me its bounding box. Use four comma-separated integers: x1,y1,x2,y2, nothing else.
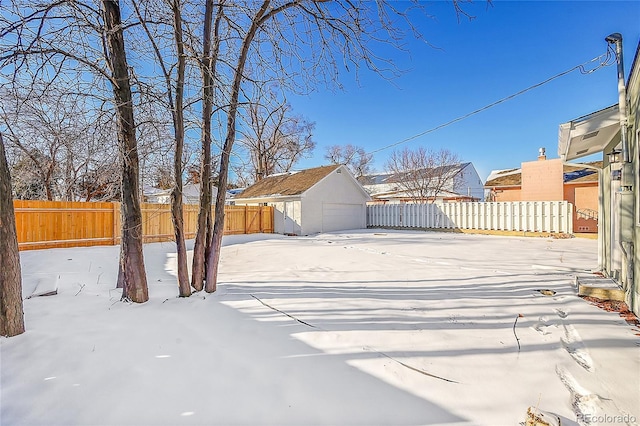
485,161,602,187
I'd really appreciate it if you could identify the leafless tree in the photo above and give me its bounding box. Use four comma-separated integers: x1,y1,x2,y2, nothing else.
0,84,119,201
0,133,25,337
230,161,253,188
324,144,373,178
69,116,121,201
102,0,149,302
204,0,451,292
76,161,121,201
135,98,175,195
384,147,463,202
205,0,303,293
130,0,194,297
6,148,52,199
239,86,315,182
1,0,480,301
191,0,226,292
2,87,69,200
1,0,150,301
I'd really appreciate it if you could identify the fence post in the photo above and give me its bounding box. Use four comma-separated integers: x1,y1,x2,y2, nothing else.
244,205,249,234
112,202,119,245
567,202,574,234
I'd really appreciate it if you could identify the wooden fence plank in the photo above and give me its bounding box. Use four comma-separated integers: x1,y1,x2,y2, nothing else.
14,200,273,251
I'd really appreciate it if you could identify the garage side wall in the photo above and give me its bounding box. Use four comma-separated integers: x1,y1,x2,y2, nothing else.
271,201,285,234
232,198,301,235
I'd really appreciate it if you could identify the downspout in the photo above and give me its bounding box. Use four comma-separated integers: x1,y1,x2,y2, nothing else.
621,240,634,288
605,33,630,164
605,33,634,289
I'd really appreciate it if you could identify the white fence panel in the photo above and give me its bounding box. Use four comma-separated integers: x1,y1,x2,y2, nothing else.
366,201,574,234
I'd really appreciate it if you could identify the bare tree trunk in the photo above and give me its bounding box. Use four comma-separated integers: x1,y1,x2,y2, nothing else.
191,0,219,291
206,0,291,292
103,0,148,303
0,133,25,337
169,0,190,297
130,0,190,297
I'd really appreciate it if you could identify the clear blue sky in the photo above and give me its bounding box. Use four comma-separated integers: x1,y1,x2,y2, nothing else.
287,1,640,181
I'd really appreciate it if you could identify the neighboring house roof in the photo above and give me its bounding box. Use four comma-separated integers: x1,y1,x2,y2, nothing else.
143,185,167,197
143,186,172,200
484,161,602,187
484,170,522,187
143,183,220,203
360,162,484,202
182,183,202,200
357,174,388,186
370,188,475,200
227,188,246,197
237,165,341,198
360,162,475,199
360,162,471,187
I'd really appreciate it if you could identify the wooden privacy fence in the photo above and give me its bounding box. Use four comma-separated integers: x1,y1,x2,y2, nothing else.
367,201,574,234
13,200,273,251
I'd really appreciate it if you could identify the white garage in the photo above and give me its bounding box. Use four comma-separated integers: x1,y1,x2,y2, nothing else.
233,165,371,235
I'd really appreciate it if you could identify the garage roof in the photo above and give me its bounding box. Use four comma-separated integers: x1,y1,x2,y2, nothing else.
237,165,341,198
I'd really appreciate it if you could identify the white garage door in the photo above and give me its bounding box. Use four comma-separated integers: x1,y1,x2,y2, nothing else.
322,203,364,232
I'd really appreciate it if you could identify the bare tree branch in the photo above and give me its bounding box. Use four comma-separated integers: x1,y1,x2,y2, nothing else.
384,147,463,203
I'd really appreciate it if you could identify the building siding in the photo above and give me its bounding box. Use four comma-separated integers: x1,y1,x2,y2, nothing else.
492,187,521,202
521,158,564,201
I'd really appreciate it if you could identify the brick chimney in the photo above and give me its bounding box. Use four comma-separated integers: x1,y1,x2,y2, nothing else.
538,147,546,161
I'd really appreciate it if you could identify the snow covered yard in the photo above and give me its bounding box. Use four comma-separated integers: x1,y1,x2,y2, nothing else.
2,230,638,426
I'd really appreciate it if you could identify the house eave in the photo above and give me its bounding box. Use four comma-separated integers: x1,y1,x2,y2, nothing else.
558,104,621,161
233,194,300,203
563,180,598,186
484,184,521,189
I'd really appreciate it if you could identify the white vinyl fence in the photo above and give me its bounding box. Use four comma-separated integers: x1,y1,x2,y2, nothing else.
367,201,574,234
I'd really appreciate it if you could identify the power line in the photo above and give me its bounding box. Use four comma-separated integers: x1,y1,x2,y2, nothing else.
367,47,616,156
